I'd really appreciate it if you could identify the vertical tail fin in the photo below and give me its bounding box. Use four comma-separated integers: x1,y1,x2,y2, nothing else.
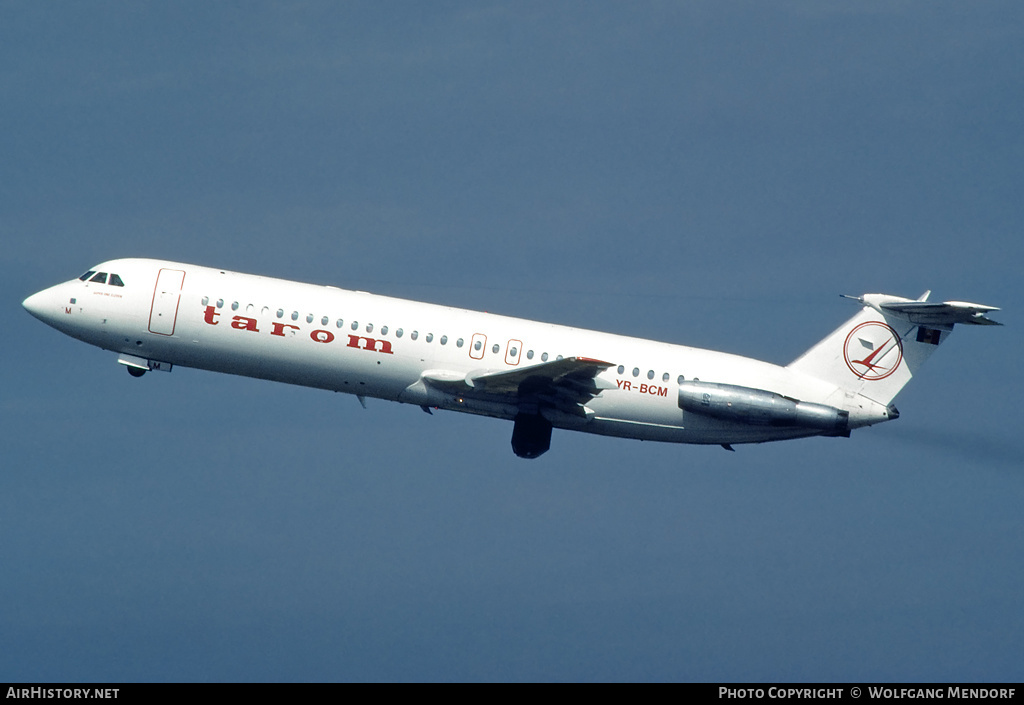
787,293,1001,406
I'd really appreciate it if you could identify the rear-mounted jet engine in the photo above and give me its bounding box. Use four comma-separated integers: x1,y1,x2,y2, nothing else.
678,380,850,436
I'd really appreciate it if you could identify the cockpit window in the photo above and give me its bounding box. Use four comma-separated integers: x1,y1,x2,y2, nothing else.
109,273,125,287
89,272,108,284
79,270,96,281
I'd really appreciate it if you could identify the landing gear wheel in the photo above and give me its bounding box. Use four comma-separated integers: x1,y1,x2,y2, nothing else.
511,413,552,459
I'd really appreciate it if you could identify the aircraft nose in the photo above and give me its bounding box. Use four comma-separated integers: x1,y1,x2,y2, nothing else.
22,285,63,325
23,290,48,318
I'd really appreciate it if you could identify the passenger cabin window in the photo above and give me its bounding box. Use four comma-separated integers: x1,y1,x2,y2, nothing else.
90,272,108,284
321,316,329,326
202,296,209,306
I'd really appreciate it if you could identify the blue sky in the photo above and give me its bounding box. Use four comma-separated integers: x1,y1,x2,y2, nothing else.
3,2,1022,681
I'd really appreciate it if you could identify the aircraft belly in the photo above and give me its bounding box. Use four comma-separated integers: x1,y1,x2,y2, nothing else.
588,414,821,445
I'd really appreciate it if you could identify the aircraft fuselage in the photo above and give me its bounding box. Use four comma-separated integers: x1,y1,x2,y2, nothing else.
24,258,935,457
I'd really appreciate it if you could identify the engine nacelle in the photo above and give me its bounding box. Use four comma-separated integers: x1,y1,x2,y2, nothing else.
678,381,849,435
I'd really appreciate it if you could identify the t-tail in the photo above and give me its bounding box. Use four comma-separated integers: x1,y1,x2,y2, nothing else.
787,291,1002,412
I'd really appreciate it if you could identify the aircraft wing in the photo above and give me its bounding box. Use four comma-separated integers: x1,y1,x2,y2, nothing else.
423,356,616,417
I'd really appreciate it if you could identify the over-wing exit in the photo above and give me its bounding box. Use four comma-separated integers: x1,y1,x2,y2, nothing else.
23,259,1001,458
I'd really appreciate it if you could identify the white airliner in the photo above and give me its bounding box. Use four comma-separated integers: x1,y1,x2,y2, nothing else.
23,259,1001,458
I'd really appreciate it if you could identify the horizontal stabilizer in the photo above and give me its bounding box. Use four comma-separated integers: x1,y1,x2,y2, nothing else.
841,293,1002,327
878,300,1002,326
